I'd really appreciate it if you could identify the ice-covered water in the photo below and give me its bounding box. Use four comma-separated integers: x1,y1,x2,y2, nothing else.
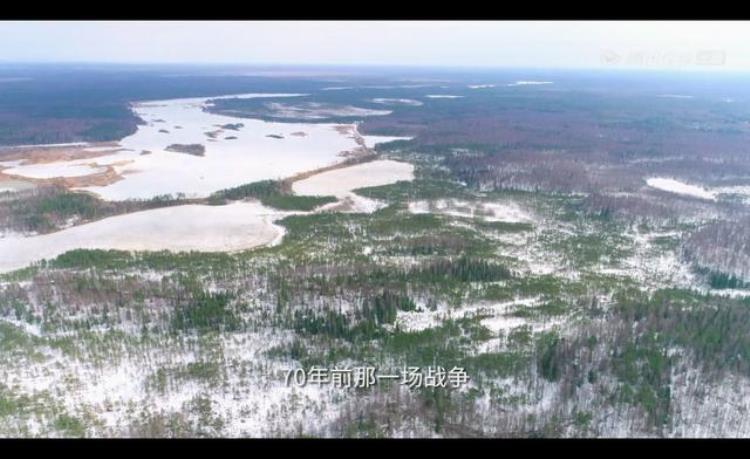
0,202,288,273
3,94,406,201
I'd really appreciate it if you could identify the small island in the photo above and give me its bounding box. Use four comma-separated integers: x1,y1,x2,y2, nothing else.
218,123,244,131
165,143,206,156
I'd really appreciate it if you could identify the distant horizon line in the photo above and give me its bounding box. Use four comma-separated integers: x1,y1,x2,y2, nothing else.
1,60,748,75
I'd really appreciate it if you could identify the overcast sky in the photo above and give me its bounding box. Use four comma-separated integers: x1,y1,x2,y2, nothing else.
1,21,749,72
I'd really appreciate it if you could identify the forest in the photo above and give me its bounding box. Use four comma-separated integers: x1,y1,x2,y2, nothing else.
1,65,750,437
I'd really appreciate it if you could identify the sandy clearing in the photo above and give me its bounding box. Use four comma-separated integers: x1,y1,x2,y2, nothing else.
0,202,287,273
1,162,127,189
0,142,120,165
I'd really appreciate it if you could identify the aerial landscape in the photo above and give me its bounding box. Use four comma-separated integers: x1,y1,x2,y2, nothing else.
1,21,750,438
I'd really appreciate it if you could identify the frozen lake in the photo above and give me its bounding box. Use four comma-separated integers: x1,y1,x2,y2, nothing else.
0,93,413,272
2,94,407,201
0,202,289,273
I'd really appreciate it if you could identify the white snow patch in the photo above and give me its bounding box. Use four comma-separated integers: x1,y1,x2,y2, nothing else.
0,179,34,193
3,162,107,179
292,160,414,214
293,160,414,199
658,94,694,99
646,177,717,201
408,199,533,223
263,102,392,120
370,98,423,106
507,81,554,86
395,297,545,334
0,317,42,337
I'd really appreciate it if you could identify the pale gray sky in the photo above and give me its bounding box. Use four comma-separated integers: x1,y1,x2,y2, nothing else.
1,21,749,71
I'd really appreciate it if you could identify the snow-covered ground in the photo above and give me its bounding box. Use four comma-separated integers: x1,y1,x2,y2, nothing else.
408,199,533,223
0,202,289,273
292,160,414,213
646,177,717,201
293,160,414,198
263,102,392,120
646,177,750,205
4,162,107,179
611,229,697,290
370,98,423,106
0,324,343,437
714,185,750,204
394,297,550,334
507,81,553,86
424,94,463,99
0,179,35,193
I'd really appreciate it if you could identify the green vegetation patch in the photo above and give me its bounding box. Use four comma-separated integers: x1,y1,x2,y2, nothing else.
172,290,241,334
209,179,336,211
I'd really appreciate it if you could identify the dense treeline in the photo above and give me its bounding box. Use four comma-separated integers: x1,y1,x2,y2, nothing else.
171,289,240,334
0,65,330,146
209,179,336,211
683,218,750,284
0,178,338,235
531,289,750,433
0,185,190,234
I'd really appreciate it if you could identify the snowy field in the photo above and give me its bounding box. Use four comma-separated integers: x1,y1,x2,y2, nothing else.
292,160,414,213
0,202,288,272
408,199,533,223
293,160,414,198
0,179,35,193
